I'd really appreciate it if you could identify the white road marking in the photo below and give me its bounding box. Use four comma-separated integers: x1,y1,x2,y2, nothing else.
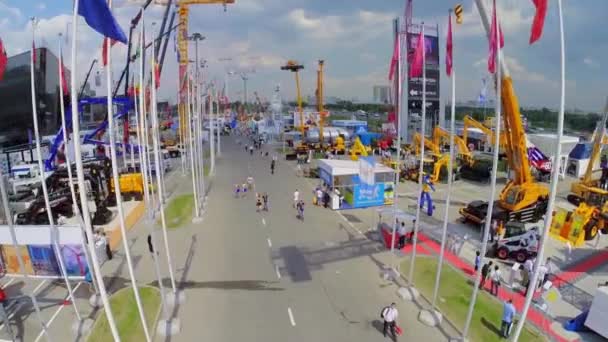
262,218,266,226
1,278,14,289
34,282,83,342
267,238,272,248
287,307,296,326
32,279,48,295
275,264,281,279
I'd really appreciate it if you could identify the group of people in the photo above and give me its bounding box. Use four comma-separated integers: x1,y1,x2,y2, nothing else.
255,192,270,212
478,258,502,296
521,257,553,295
234,176,255,198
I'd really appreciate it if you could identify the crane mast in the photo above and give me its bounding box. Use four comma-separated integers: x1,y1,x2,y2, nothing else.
473,0,548,211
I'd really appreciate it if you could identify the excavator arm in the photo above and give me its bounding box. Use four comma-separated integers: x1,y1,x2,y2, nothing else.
462,115,505,149
433,126,473,165
413,133,440,156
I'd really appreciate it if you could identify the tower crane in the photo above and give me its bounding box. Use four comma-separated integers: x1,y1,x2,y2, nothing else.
281,60,305,137
316,60,326,149
170,0,235,145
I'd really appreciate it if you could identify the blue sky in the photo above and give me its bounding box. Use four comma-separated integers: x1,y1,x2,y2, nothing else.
1,0,607,112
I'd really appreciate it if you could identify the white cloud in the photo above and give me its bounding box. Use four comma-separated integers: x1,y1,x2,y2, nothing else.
583,57,599,68
37,3,46,11
473,55,546,83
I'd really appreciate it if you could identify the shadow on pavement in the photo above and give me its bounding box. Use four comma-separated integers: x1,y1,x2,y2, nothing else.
148,279,284,291
272,238,386,283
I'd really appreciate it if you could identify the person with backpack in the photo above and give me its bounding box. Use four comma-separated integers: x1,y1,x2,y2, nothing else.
381,303,399,340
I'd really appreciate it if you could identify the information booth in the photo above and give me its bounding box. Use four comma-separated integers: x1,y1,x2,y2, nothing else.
375,208,416,249
317,159,395,210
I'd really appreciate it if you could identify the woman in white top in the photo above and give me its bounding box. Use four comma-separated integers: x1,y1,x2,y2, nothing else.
490,265,501,296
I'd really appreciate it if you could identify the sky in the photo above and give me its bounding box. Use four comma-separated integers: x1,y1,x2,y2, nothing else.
1,0,607,112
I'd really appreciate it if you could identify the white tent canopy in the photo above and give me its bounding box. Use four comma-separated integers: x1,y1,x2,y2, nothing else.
318,159,394,177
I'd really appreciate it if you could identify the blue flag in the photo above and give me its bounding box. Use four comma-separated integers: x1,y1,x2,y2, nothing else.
78,0,127,44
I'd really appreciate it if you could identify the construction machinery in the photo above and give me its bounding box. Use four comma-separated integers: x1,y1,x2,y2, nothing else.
281,60,308,156
402,133,451,183
459,0,549,228
550,104,608,242
316,60,327,150
462,114,505,152
349,137,369,161
568,109,608,207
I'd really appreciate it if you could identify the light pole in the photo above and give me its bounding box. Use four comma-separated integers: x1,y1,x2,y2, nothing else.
188,33,207,210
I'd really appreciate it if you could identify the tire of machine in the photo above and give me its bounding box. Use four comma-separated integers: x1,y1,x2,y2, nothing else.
584,219,599,241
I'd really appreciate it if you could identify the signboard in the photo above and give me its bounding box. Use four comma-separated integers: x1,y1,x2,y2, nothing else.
0,224,88,278
353,182,385,207
359,157,375,186
408,69,440,99
407,33,440,66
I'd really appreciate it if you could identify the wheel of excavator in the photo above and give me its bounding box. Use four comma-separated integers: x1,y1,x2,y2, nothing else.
584,219,599,241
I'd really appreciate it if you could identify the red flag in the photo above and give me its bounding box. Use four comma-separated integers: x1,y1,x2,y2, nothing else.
529,0,548,44
488,0,504,74
388,38,399,80
101,37,117,66
32,41,36,64
59,53,69,95
409,30,424,78
0,38,7,81
446,14,453,77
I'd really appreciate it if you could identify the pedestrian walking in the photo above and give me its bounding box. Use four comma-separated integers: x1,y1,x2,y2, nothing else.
501,299,516,338
242,182,248,198
490,265,501,296
270,159,275,175
380,303,399,341
397,222,407,249
293,189,300,208
249,145,254,155
247,176,255,192
234,184,241,198
537,263,548,290
522,257,534,291
543,257,553,286
480,261,492,290
256,194,262,212
262,192,269,211
474,251,481,273
103,232,113,260
316,188,323,206
297,200,305,221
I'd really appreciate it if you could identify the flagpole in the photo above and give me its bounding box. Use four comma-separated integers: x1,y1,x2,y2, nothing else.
209,84,216,175
512,0,564,338
70,2,120,340
58,33,100,304
216,86,222,157
178,72,186,176
408,22,426,285
29,18,81,323
463,0,502,337
151,36,178,295
139,16,153,221
0,172,51,341
104,7,151,340
389,17,401,267
430,11,455,320
198,71,207,206
187,72,201,219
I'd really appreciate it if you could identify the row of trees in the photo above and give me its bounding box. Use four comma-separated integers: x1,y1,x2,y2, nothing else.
454,106,599,134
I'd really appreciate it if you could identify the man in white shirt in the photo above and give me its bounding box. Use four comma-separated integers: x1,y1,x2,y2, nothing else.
490,265,501,296
381,303,399,340
293,189,299,208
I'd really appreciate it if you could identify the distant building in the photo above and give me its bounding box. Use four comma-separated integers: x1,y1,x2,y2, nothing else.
0,48,70,148
373,85,390,104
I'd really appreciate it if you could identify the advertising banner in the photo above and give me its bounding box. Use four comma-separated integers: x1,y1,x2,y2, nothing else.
359,157,375,186
353,182,385,207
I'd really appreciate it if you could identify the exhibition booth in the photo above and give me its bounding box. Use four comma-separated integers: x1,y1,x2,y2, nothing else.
317,158,395,210
375,208,416,249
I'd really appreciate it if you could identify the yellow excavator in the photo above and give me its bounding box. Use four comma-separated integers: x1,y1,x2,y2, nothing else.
433,126,474,166
459,0,549,227
403,133,448,183
350,137,369,161
462,115,506,152
551,108,608,242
